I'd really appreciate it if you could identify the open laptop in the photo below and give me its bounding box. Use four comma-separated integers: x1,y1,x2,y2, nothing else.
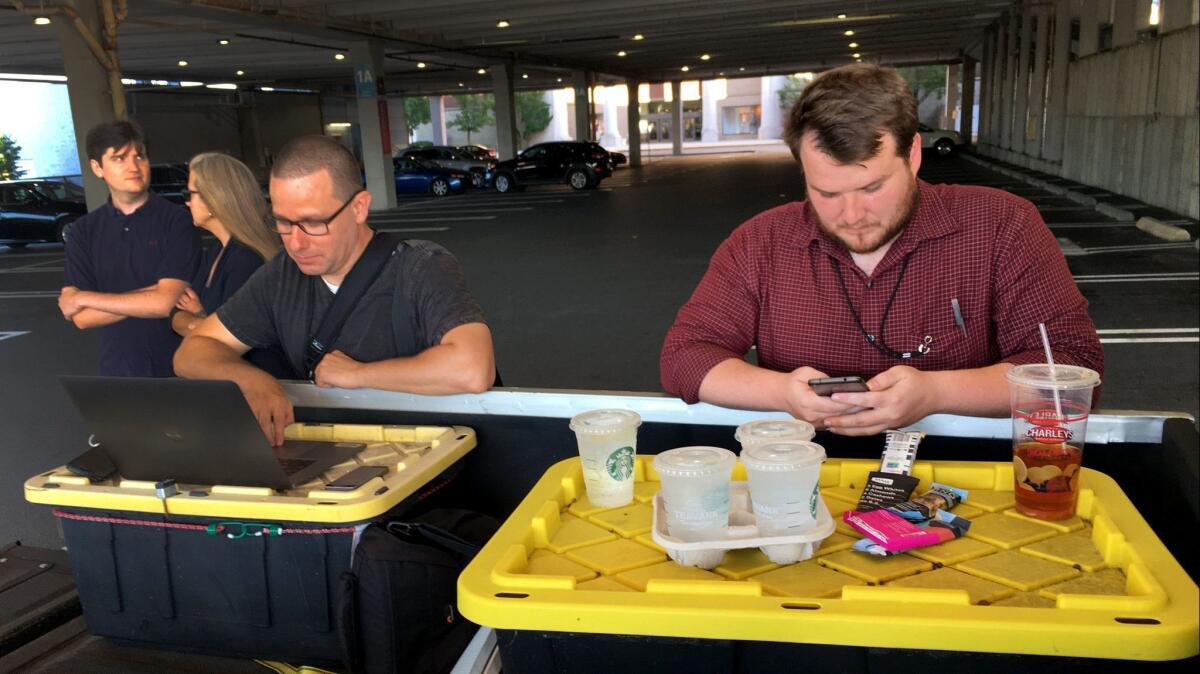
59,376,365,490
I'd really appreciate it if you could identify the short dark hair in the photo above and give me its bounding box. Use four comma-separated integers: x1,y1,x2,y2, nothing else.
85,119,147,164
783,64,918,164
270,135,363,201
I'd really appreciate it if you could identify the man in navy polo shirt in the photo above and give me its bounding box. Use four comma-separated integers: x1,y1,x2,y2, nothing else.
59,120,199,376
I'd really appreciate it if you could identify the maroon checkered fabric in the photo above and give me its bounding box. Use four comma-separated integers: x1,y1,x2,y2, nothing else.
660,180,1104,404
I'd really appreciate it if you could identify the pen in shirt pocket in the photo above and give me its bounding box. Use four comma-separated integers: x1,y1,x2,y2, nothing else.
951,298,967,338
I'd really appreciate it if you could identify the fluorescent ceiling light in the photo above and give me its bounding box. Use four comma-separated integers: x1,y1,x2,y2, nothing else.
680,65,690,72
0,73,67,82
328,122,352,128
632,34,644,40
236,70,245,76
700,54,711,61
178,60,189,67
260,86,275,91
617,50,627,57
179,81,204,87
120,78,136,85
218,39,230,45
844,30,855,36
34,17,51,26
417,62,426,68
206,83,237,90
848,42,859,48
334,53,346,60
477,68,486,74
521,73,529,79
496,19,510,28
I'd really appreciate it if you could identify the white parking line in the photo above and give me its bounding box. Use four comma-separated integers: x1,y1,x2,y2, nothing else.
1100,337,1199,343
1083,242,1196,253
0,331,30,342
0,267,64,273
0,291,59,299
1098,327,1199,343
376,216,493,223
374,226,452,232
1074,273,1198,283
379,207,533,214
1097,328,1199,334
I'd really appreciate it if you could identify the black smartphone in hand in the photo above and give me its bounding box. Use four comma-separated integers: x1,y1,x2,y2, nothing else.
808,376,870,396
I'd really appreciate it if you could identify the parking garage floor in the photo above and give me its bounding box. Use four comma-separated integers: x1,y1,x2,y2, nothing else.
1,148,1196,547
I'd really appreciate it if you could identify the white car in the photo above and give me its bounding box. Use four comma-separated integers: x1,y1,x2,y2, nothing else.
918,123,963,156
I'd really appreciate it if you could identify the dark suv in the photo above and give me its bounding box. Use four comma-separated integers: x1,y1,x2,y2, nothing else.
492,141,612,193
150,163,189,204
0,179,87,247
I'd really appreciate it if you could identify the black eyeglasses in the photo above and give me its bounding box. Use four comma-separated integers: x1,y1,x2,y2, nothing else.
181,189,200,202
273,189,364,237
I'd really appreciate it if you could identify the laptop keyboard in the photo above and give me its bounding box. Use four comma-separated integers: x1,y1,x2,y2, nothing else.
278,458,316,475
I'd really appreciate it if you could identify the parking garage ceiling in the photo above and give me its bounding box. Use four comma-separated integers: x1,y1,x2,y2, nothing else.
1,0,1012,95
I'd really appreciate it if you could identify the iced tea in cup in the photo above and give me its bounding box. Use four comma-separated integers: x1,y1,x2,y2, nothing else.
1006,364,1101,520
734,419,816,451
569,409,641,508
741,441,826,536
652,446,737,541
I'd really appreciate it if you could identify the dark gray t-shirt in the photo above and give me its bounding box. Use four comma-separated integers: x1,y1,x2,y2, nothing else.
217,239,485,378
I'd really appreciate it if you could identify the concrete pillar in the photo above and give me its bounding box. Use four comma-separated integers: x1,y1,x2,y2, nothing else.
1043,0,1073,162
625,78,641,167
991,20,1008,145
1112,0,1139,47
549,89,571,141
1001,10,1019,149
670,80,683,155
1025,8,1050,157
388,96,408,152
701,79,720,142
491,63,517,159
759,75,786,140
977,35,991,145
1011,8,1033,151
572,70,592,141
349,41,396,210
55,1,118,210
942,64,960,130
1161,0,1194,30
237,98,266,178
960,57,976,144
1079,0,1100,56
430,96,447,145
600,86,623,148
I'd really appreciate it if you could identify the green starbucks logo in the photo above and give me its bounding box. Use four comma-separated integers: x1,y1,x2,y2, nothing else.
809,485,820,518
606,446,634,480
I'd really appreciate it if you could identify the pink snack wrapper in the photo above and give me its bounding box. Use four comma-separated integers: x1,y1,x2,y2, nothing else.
842,508,956,553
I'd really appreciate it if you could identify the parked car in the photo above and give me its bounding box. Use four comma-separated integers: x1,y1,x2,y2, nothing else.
150,163,189,203
609,151,627,167
918,124,964,156
0,179,87,246
457,144,498,161
491,141,612,193
398,146,494,188
391,157,467,196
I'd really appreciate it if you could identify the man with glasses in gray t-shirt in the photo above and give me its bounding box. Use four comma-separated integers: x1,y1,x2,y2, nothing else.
175,135,496,445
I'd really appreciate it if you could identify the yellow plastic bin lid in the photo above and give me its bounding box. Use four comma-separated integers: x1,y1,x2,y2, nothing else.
24,423,475,524
458,456,1199,661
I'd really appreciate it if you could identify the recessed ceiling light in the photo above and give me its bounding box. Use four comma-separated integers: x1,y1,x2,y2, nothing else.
458,82,465,86
556,77,563,82
738,67,745,71
844,30,855,36
718,72,725,76
848,42,859,48
261,86,275,92
236,69,245,76
700,54,711,61
121,78,136,85
334,53,345,60
632,34,644,40
617,50,627,57
852,53,861,58
856,58,862,63
477,68,486,74
680,65,690,72
521,73,529,79
496,19,510,28
218,39,230,45
417,62,426,68
837,14,847,19
177,60,189,67
33,17,51,26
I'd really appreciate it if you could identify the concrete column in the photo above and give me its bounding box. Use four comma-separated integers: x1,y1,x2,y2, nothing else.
670,80,683,155
942,64,960,130
1001,10,1019,149
960,57,976,144
600,86,623,148
237,98,266,177
549,89,571,141
985,26,1002,145
625,78,641,167
430,96,447,145
388,96,409,151
759,75,786,140
991,20,1008,145
349,41,396,210
1112,0,1139,47
701,79,720,142
1043,0,1073,162
1161,0,1194,30
55,1,118,210
1025,8,1050,157
572,70,592,141
491,63,517,159
1079,0,1100,56
1011,8,1033,151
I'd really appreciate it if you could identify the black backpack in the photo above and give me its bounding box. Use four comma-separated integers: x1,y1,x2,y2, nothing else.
337,509,499,674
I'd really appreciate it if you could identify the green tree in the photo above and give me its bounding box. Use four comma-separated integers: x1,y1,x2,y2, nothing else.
777,76,809,111
403,97,431,137
515,91,552,145
449,93,495,144
0,134,25,180
896,65,947,109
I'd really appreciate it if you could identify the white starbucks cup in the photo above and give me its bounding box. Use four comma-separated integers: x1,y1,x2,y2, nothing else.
569,409,641,508
734,419,817,451
740,441,826,536
652,446,737,542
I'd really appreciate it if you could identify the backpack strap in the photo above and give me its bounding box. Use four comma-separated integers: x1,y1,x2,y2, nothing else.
304,231,402,380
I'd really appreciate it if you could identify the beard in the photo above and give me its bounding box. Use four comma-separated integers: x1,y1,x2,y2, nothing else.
813,178,919,255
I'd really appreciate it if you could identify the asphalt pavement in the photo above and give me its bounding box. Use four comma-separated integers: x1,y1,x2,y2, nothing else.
1,147,1196,547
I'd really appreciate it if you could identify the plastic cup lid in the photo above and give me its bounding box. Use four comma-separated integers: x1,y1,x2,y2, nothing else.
1005,364,1100,391
569,408,641,435
734,419,816,444
653,446,736,478
740,441,826,472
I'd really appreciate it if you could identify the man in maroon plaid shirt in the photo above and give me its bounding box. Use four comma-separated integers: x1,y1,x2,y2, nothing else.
660,64,1103,436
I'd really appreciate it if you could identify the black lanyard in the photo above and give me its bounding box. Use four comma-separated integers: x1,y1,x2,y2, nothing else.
831,254,932,360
